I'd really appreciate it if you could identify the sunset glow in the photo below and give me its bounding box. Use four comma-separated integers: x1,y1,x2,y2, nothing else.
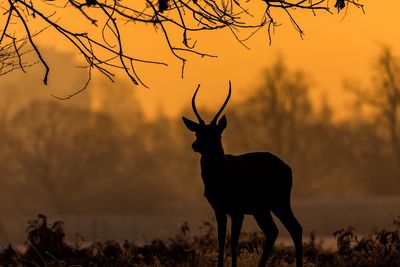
25,1,399,120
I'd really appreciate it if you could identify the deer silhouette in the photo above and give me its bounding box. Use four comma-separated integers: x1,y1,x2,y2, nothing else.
182,82,303,267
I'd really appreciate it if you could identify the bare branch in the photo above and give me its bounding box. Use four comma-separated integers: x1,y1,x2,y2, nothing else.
51,65,92,100
0,0,364,92
11,0,50,84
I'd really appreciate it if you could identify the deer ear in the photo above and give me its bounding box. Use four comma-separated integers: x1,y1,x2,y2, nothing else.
182,117,199,132
217,115,227,132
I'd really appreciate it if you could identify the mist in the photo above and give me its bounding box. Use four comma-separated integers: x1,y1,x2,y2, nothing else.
0,47,399,243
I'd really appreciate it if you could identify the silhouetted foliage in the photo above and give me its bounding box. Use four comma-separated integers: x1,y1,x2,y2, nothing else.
24,214,73,265
1,215,400,266
0,245,19,266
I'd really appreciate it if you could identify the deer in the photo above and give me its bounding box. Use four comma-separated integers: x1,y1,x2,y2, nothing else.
182,82,303,267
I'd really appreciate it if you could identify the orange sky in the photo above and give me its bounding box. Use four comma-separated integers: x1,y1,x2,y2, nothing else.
24,0,400,120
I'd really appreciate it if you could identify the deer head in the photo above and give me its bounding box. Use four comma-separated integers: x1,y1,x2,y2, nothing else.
182,82,231,155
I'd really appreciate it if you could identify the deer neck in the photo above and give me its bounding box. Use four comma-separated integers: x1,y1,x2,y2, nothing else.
200,146,225,181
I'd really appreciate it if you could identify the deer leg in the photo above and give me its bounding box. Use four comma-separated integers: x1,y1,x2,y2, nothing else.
230,213,244,267
253,211,278,267
273,205,303,267
216,211,227,267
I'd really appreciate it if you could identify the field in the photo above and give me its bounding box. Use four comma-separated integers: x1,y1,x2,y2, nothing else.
0,215,399,267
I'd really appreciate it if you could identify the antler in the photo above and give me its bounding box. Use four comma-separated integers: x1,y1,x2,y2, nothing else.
192,84,205,125
211,81,231,125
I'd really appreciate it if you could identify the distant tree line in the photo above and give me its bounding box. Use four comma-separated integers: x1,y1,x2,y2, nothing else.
225,51,400,196
0,47,398,216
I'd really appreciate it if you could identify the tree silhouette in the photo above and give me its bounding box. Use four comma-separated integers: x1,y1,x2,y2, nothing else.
349,47,400,163
222,58,369,195
347,47,400,192
9,101,122,213
0,0,363,89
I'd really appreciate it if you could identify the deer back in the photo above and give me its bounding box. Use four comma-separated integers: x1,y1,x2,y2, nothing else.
201,152,293,214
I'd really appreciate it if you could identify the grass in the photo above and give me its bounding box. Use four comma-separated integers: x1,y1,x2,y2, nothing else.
0,214,399,266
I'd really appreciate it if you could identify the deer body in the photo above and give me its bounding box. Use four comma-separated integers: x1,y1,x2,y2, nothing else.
201,152,292,214
183,82,303,267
